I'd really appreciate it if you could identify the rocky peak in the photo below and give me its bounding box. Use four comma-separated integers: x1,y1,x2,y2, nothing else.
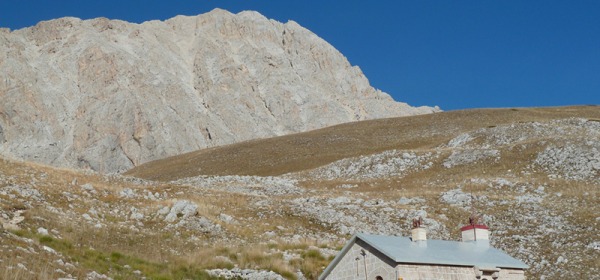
0,9,439,173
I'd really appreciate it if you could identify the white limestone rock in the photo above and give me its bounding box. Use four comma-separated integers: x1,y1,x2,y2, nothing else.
0,9,438,173
219,213,235,224
118,188,136,198
440,188,472,207
129,207,144,220
534,142,600,182
442,149,500,168
164,200,198,222
80,183,96,194
37,227,49,235
207,268,285,280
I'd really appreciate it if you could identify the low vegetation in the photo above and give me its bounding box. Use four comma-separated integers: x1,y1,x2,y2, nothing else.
1,106,599,279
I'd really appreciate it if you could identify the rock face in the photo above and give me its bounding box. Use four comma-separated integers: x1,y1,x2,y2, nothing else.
0,9,438,173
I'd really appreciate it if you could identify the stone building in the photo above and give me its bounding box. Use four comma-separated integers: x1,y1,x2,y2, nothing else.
319,221,528,280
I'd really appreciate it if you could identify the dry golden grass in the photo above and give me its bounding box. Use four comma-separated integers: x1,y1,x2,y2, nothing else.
0,156,338,279
127,106,600,180
2,105,599,279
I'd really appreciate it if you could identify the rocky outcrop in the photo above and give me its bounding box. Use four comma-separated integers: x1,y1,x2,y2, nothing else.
0,9,438,173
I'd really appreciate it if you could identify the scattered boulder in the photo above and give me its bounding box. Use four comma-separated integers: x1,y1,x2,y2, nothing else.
185,217,221,233
587,241,600,251
219,213,235,224
164,200,198,222
80,184,96,193
443,149,500,168
535,142,600,182
207,268,285,280
440,188,472,207
85,271,113,280
118,188,136,198
2,210,26,231
129,207,144,220
37,227,49,235
398,197,426,205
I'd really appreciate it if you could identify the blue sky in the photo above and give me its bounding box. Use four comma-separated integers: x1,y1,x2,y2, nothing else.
1,1,599,110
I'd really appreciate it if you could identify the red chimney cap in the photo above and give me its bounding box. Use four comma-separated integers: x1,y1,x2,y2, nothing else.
460,224,489,231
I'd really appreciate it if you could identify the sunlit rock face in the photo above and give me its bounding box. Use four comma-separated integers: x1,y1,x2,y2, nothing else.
0,9,438,173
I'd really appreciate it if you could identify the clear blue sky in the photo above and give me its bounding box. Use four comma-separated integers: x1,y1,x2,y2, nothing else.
2,1,599,110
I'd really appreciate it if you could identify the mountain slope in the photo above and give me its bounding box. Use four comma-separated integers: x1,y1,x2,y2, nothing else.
0,9,437,173
2,106,598,279
127,106,600,180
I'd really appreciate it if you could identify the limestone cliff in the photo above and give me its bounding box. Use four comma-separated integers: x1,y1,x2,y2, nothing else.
0,9,438,173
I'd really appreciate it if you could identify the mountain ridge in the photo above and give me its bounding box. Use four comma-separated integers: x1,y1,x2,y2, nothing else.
0,9,438,173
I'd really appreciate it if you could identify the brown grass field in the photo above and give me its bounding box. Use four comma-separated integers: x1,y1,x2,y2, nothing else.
127,106,600,180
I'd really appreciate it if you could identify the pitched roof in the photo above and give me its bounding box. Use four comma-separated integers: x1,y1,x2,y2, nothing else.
319,233,528,280
358,233,528,269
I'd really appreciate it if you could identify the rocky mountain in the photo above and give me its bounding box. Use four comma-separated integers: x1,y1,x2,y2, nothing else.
0,9,437,173
1,106,598,279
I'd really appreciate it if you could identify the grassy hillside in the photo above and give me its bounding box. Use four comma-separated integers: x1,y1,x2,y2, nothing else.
2,105,599,279
127,106,600,180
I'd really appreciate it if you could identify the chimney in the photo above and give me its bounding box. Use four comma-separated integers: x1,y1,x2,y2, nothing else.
411,217,426,241
461,213,489,242
461,224,489,242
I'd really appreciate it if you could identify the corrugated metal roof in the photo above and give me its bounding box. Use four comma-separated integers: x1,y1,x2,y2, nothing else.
358,233,529,269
